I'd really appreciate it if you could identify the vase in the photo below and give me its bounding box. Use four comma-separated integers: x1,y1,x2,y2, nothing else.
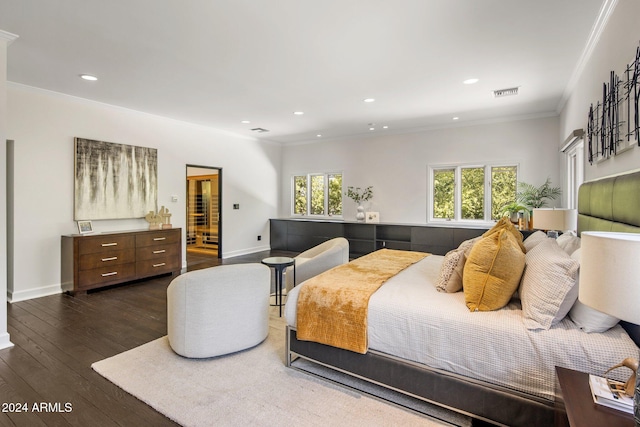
356,205,365,222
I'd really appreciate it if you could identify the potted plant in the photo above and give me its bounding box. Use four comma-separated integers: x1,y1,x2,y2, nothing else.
346,186,373,222
499,202,530,224
516,178,561,229
516,177,561,209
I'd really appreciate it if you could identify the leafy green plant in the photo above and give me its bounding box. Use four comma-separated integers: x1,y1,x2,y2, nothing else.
499,201,530,217
346,186,373,204
516,178,561,209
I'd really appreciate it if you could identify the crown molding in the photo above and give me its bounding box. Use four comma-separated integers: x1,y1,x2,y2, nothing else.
0,30,19,44
557,0,618,113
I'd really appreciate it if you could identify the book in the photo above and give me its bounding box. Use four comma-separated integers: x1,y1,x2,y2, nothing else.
588,374,634,414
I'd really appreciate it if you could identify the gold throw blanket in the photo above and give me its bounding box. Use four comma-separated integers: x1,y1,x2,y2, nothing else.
296,249,429,354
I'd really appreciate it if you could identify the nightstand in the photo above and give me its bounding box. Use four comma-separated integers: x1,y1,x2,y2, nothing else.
556,366,634,427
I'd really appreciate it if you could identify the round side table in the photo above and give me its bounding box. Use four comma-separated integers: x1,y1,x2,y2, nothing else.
261,257,295,317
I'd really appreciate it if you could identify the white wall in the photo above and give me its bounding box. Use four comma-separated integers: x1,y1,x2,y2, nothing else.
0,31,17,349
7,84,280,302
281,116,560,224
560,0,640,181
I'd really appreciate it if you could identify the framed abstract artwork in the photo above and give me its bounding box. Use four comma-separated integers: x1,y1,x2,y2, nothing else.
74,138,158,220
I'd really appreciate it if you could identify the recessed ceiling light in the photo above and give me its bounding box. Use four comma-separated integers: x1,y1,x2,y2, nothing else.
80,74,98,81
463,78,479,85
382,125,389,129
316,134,322,137
453,117,459,120
363,98,375,103
369,127,375,131
241,120,251,124
293,111,304,115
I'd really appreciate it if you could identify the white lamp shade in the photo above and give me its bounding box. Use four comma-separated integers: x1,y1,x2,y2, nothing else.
579,231,640,324
532,208,577,231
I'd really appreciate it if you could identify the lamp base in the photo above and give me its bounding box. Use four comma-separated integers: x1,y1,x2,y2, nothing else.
546,230,559,239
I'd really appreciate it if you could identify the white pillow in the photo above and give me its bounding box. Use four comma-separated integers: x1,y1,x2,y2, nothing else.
569,300,620,333
557,234,581,256
523,230,547,252
566,247,620,333
520,239,579,330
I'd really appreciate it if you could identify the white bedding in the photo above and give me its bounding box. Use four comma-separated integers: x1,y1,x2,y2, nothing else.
284,255,640,400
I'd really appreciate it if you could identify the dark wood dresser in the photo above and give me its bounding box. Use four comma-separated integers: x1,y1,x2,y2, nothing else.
61,228,182,294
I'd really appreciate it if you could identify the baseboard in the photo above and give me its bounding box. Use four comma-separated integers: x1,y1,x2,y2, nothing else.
0,332,14,350
8,284,62,303
222,245,271,259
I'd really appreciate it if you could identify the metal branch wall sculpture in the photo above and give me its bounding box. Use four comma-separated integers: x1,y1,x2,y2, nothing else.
587,42,640,164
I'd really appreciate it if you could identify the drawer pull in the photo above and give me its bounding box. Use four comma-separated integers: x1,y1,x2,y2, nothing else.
153,263,166,268
101,242,118,247
153,237,166,241
101,256,118,262
153,250,166,254
101,272,118,277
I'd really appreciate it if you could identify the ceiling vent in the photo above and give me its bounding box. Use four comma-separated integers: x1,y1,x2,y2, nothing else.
493,87,519,98
251,127,270,133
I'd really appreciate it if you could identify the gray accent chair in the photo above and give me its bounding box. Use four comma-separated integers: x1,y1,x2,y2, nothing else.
284,237,349,292
167,263,270,358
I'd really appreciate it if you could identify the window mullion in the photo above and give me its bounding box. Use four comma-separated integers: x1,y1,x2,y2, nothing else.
485,167,491,221
454,167,461,221
324,174,329,214
306,175,311,215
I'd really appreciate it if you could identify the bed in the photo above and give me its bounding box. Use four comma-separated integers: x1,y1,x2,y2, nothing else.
283,170,640,427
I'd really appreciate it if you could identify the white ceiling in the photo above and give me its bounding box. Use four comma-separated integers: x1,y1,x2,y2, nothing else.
0,0,606,144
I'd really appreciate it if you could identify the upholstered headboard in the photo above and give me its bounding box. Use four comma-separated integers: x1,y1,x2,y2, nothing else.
577,170,640,346
577,170,640,235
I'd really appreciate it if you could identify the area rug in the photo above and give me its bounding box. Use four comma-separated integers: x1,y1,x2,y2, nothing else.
92,317,471,427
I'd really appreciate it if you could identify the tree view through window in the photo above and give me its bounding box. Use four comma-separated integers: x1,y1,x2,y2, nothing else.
431,164,517,222
293,173,342,217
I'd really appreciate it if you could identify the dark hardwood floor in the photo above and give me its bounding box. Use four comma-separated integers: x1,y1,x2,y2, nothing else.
0,249,295,427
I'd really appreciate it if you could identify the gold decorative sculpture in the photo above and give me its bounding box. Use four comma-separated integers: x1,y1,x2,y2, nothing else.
145,206,172,230
605,357,639,397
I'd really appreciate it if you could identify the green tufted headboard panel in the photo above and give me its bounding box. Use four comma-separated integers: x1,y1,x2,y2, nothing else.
577,170,640,236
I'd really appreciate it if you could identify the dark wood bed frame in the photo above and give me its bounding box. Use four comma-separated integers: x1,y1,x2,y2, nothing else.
285,170,640,427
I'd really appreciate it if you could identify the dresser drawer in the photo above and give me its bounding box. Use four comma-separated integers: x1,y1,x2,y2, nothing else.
78,262,136,290
136,230,180,248
78,235,135,255
62,228,181,294
78,248,135,270
136,257,181,277
136,244,180,261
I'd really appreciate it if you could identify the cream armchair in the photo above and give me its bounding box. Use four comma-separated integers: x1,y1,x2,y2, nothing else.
284,237,349,292
167,263,270,358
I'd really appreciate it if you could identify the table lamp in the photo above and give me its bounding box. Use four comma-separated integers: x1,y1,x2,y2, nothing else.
580,231,640,425
532,208,577,237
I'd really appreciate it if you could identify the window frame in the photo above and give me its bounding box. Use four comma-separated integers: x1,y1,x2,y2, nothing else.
291,172,343,219
427,162,519,226
564,140,584,210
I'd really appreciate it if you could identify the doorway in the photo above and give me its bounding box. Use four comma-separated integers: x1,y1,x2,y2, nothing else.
186,165,222,264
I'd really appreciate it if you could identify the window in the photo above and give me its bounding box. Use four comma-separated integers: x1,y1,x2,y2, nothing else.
292,173,343,217
429,164,517,223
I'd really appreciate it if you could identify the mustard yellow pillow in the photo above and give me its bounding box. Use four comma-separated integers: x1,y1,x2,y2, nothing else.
483,217,526,253
463,229,525,311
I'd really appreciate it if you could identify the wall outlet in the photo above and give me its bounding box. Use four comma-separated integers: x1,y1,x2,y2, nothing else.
233,204,240,209
257,235,261,241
